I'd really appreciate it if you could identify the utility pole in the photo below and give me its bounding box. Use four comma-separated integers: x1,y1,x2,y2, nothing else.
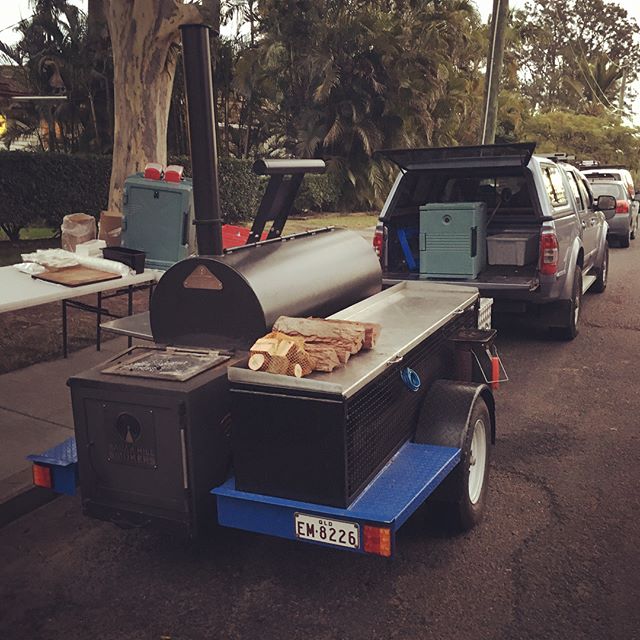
481,0,509,145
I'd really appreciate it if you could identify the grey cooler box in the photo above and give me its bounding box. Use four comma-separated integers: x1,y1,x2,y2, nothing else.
487,232,538,266
122,173,195,271
419,202,487,279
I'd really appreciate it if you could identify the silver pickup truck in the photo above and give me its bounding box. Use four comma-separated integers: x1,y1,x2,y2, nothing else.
374,143,616,339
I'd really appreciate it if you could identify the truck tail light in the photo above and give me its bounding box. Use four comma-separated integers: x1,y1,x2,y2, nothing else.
363,525,392,557
32,463,52,489
373,228,384,259
615,199,629,214
539,231,559,276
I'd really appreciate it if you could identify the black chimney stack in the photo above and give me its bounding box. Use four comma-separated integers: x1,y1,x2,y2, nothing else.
180,24,223,256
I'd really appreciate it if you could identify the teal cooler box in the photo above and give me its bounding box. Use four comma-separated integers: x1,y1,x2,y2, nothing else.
122,173,195,271
419,202,487,279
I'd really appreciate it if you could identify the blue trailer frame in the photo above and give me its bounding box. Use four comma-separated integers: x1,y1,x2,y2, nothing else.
28,438,460,557
213,441,460,557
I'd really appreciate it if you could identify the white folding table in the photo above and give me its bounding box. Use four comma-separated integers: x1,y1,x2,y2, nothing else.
0,266,159,357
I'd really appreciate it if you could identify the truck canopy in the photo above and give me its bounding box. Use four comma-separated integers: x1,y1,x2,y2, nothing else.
377,143,537,172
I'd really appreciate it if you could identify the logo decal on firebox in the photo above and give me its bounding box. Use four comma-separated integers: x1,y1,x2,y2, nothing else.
116,413,141,444
183,265,223,290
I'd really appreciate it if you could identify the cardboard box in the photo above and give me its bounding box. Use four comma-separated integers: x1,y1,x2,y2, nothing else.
98,210,122,247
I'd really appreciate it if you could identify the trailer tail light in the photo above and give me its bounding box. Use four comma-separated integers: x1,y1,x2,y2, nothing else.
363,525,392,557
539,231,559,276
32,463,52,489
373,228,384,259
615,199,630,214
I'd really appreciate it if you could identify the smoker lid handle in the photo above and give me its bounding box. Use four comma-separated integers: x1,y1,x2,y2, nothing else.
252,158,326,175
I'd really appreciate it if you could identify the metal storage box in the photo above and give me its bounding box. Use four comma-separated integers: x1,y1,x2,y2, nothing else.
229,282,478,508
419,202,487,279
69,352,241,536
122,173,195,270
487,232,538,266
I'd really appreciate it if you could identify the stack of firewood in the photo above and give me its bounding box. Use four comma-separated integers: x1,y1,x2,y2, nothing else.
248,316,382,378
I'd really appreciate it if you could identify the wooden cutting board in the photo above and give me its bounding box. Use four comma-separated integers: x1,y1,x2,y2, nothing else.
33,266,122,287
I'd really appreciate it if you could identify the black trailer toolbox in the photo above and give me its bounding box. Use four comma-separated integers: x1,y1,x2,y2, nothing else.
229,282,478,508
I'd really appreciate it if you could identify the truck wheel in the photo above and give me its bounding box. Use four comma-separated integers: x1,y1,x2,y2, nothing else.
620,230,630,248
592,243,608,294
556,264,582,340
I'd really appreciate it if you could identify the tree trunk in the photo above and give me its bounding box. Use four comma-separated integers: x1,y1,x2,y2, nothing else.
105,0,201,212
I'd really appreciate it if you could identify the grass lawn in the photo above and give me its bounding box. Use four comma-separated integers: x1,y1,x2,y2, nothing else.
0,213,378,374
282,213,378,234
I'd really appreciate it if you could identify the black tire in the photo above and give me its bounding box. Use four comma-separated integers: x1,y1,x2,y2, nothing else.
440,400,491,532
592,243,608,294
620,230,630,248
556,264,582,340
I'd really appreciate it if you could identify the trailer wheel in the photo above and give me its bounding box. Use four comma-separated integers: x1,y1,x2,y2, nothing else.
414,380,494,532
452,400,491,530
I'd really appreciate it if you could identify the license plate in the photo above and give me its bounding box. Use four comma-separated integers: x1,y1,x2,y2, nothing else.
294,513,360,549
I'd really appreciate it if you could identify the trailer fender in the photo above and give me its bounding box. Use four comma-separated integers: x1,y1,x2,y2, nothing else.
413,380,494,528
413,379,495,448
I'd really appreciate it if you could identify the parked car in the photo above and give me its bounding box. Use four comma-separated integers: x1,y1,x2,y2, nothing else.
587,179,638,248
582,167,635,199
373,143,617,339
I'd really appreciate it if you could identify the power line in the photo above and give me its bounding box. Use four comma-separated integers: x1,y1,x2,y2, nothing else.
551,3,624,115
0,20,25,35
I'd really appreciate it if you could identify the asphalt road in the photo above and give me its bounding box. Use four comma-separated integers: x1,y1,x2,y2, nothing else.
2,241,640,640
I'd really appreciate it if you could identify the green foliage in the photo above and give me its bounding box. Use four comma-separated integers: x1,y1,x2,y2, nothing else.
521,111,640,174
512,0,640,116
0,151,111,241
0,152,267,241
294,172,342,212
231,0,485,208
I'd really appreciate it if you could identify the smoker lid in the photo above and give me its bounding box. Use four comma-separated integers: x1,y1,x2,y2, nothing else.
150,228,382,349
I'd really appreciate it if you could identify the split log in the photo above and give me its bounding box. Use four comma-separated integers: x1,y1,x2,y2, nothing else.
273,316,365,354
304,344,341,372
249,331,315,377
322,319,382,349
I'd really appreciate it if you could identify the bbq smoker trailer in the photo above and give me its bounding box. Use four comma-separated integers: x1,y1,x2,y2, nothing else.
28,25,503,558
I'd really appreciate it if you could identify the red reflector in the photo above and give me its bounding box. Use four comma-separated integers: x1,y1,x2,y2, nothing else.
363,525,392,557
491,355,500,390
539,232,559,276
32,464,52,489
373,229,383,258
615,199,629,214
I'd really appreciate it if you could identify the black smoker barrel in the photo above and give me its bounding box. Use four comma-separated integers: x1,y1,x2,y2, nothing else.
150,228,382,348
180,23,223,256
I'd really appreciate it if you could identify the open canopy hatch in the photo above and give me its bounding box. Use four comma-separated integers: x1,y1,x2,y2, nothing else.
377,143,537,172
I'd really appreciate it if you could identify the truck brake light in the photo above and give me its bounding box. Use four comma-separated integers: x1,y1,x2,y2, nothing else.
373,228,384,259
615,199,630,214
539,232,559,276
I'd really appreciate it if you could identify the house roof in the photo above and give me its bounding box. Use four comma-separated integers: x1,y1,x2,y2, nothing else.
0,65,27,101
